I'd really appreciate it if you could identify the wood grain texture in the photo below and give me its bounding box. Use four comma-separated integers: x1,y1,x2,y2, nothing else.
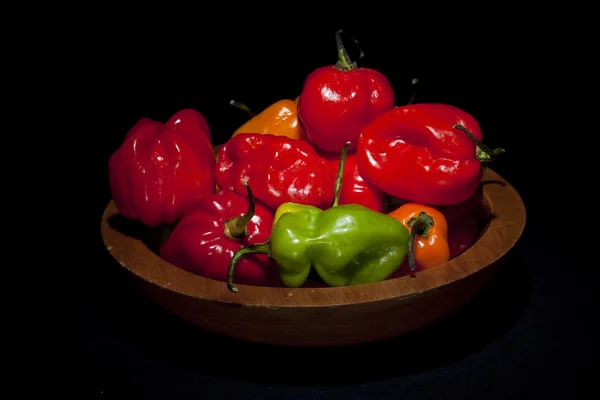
100,168,526,347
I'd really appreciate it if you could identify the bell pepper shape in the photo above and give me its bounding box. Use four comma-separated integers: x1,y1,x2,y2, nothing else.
297,30,395,153
387,203,450,278
356,103,505,206
160,183,281,287
440,186,486,258
215,133,335,211
108,108,216,227
316,149,384,213
230,99,304,140
227,142,409,292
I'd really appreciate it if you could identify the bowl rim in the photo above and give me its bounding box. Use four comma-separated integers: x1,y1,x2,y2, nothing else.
100,168,526,308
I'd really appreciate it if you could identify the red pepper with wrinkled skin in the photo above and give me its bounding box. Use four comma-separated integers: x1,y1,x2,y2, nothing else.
316,149,384,212
215,133,335,211
357,103,504,206
165,107,212,142
297,30,395,153
108,108,216,227
160,184,281,287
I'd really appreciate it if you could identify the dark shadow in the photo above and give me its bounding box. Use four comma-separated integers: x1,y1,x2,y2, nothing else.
107,213,162,255
480,179,506,187
95,244,529,387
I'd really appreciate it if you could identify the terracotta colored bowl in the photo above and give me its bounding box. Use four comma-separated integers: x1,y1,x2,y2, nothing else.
100,168,526,347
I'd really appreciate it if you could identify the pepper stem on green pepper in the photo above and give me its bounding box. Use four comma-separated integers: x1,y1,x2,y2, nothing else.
407,211,435,271
332,141,352,207
334,29,364,71
453,124,505,167
224,181,256,239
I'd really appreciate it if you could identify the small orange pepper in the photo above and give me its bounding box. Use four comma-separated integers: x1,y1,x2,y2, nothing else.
388,203,450,272
230,99,304,140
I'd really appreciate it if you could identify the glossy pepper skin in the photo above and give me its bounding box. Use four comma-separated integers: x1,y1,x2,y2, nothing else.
230,99,304,140
387,203,450,278
297,30,395,153
440,186,486,258
356,103,504,206
316,149,384,213
108,108,216,227
160,184,281,287
227,142,410,292
215,133,335,211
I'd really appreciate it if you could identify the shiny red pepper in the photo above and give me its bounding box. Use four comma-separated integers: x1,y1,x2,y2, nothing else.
297,30,395,153
316,149,384,212
357,103,504,206
440,185,487,258
108,108,216,227
160,184,281,286
165,108,212,142
215,133,335,211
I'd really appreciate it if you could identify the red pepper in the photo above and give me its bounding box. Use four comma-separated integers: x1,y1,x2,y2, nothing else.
316,149,384,212
160,183,281,286
356,103,504,206
165,107,212,142
440,185,487,258
108,108,216,227
215,133,335,211
297,30,395,153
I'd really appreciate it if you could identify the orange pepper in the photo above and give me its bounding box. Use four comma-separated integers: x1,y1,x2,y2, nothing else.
230,99,303,140
388,203,450,272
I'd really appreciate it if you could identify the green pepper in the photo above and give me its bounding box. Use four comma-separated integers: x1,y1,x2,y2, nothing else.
227,142,410,292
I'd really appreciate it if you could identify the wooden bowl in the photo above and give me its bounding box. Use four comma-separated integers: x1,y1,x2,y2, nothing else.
100,168,526,347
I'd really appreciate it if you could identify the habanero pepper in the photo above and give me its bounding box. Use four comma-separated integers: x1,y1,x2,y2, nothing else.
439,185,487,258
227,142,409,292
297,29,395,153
108,108,216,228
215,133,335,211
356,103,505,206
387,203,450,279
229,98,305,140
160,183,281,287
314,148,384,212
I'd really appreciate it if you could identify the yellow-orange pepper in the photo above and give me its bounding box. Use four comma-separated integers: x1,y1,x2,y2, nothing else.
388,203,450,272
230,99,304,140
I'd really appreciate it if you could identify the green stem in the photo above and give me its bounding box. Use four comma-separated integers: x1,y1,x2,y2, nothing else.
407,211,435,271
224,181,255,239
228,241,271,292
332,141,351,208
334,29,362,71
453,124,505,166
407,78,419,105
229,100,256,118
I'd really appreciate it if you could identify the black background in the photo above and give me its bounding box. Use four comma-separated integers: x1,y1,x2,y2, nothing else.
57,17,592,399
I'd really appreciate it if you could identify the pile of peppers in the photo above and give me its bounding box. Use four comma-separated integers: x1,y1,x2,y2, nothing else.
107,29,504,292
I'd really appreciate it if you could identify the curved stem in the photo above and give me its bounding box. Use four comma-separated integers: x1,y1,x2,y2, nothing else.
407,211,435,271
453,124,505,165
228,241,271,292
229,100,256,118
332,141,351,207
224,181,255,239
407,78,419,105
334,29,361,71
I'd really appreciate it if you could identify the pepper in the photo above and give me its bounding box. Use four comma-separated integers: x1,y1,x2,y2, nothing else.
108,108,216,228
160,183,281,286
440,185,486,258
297,29,395,153
227,142,409,292
356,103,505,206
387,203,450,277
315,148,384,213
230,99,304,140
215,133,335,211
